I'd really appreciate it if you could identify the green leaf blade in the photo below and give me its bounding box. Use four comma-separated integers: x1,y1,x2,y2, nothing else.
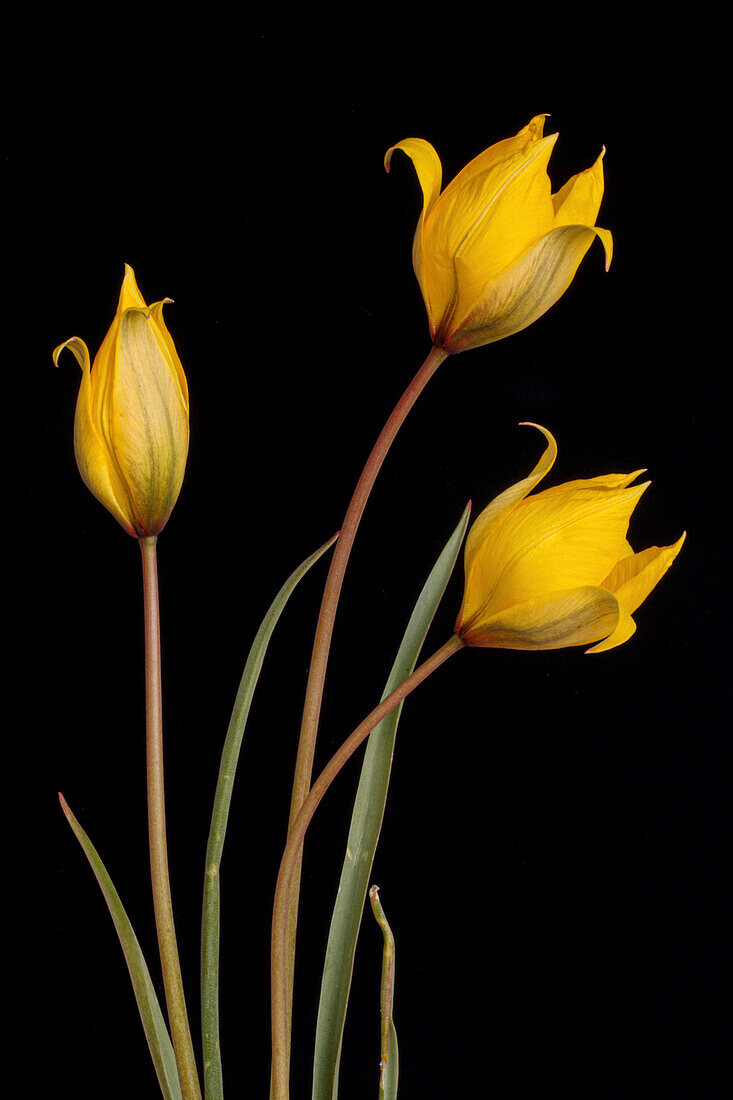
312,504,470,1100
59,794,183,1100
200,534,338,1100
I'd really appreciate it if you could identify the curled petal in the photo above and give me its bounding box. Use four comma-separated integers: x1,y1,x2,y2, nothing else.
461,585,621,650
385,138,443,326
53,335,90,374
384,138,442,216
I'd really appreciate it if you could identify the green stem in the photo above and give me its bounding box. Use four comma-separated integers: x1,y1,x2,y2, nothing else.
140,536,202,1100
271,634,464,1100
369,886,397,1100
283,345,448,1057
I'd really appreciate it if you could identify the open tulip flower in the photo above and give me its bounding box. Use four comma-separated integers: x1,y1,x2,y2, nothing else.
54,265,189,538
455,425,685,653
386,115,613,353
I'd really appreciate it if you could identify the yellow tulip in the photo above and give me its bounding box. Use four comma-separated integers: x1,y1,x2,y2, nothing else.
385,115,612,353
54,265,190,538
455,425,684,653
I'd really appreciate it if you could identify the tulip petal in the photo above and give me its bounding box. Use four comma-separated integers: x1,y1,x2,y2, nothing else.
118,263,149,311
54,336,137,536
149,299,189,409
583,534,685,654
86,265,151,434
384,139,443,329
602,533,687,614
584,607,636,654
427,134,558,338
53,334,90,374
447,222,611,352
458,424,556,631
473,480,649,617
105,307,190,535
553,148,606,228
539,470,647,498
461,585,621,650
439,115,549,204
384,138,442,216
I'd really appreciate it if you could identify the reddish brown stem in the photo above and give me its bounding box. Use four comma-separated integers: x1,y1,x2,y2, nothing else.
140,536,202,1100
281,347,448,1048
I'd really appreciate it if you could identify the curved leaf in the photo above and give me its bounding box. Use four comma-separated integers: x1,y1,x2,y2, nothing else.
201,533,338,1100
312,504,470,1100
59,794,183,1100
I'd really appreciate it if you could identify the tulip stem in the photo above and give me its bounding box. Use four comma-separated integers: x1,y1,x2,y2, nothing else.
140,536,202,1100
281,344,448,1064
272,633,464,1100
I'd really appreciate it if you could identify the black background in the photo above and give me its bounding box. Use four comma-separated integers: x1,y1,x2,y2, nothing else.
7,17,728,1100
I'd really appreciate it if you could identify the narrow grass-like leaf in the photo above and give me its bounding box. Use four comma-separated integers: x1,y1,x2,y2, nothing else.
58,794,183,1100
312,504,470,1100
201,533,338,1100
369,886,399,1100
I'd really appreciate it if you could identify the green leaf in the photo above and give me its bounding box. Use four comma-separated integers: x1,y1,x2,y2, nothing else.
201,534,338,1100
312,504,471,1100
58,794,183,1100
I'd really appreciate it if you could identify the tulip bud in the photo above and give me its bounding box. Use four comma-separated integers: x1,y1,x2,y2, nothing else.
386,115,613,353
456,424,684,653
55,265,190,537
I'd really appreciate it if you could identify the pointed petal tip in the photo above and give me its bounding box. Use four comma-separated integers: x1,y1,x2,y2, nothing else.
599,228,614,271
517,420,554,439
